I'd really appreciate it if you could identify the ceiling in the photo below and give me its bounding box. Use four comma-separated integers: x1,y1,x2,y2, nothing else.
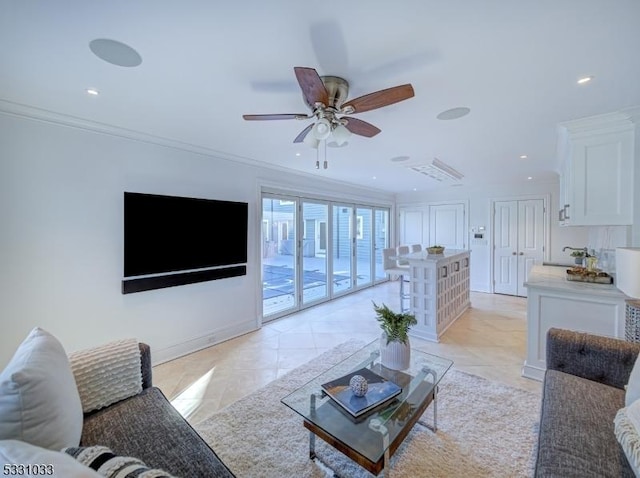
1,1,639,194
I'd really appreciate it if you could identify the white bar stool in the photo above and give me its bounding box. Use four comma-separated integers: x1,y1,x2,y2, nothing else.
383,247,410,312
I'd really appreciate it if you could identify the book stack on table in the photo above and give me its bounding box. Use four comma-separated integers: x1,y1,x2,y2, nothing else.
321,367,402,419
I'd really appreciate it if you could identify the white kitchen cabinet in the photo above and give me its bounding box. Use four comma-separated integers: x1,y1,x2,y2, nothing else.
557,112,635,226
522,265,628,381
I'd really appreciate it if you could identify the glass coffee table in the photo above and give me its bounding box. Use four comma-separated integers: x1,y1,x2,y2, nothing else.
281,340,453,477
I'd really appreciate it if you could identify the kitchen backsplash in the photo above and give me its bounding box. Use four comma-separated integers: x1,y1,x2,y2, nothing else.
587,225,631,274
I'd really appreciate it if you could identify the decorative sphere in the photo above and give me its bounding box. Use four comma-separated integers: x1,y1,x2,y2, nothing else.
349,375,368,397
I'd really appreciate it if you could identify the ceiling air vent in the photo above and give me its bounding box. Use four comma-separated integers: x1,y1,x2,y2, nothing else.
406,158,464,182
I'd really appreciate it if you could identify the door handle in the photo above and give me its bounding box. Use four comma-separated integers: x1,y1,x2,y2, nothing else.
512,252,517,255
564,204,570,220
519,252,524,255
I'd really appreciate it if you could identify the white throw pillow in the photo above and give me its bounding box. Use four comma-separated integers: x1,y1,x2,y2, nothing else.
627,355,640,407
68,338,142,413
0,440,102,477
0,328,83,450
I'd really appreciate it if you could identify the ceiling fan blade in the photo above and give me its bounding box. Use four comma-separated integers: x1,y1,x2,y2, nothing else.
294,67,329,107
243,114,308,121
342,84,414,114
293,124,313,143
343,117,381,137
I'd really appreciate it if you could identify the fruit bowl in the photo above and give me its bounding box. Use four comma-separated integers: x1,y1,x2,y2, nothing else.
426,246,445,255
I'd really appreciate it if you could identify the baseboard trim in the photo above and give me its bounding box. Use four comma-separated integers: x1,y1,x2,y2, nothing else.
152,320,258,365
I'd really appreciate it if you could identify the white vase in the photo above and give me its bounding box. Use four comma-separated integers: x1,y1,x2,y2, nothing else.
380,332,411,370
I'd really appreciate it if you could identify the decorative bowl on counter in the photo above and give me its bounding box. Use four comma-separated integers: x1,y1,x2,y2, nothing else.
565,267,613,284
427,246,445,255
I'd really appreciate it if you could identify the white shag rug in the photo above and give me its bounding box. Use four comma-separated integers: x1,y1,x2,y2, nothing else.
196,340,540,477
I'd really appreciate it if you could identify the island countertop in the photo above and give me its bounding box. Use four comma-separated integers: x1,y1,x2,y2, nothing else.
399,249,470,262
524,264,627,299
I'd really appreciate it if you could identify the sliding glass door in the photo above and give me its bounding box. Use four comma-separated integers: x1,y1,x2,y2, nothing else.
262,192,390,321
356,207,373,287
332,205,353,296
374,208,389,281
302,201,328,305
262,197,297,317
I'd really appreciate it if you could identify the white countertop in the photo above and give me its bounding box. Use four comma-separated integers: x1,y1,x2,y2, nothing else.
524,265,629,299
399,249,470,262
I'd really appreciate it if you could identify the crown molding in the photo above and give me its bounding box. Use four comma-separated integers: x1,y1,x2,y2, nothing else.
0,99,391,197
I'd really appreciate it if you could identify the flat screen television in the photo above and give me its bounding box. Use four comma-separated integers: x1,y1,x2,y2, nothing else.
124,192,248,278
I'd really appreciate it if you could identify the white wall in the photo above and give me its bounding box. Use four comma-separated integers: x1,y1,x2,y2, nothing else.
0,110,393,367
396,180,590,292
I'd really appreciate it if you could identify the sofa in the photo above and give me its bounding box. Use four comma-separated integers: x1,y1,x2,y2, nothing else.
534,327,640,477
0,327,234,478
78,342,234,477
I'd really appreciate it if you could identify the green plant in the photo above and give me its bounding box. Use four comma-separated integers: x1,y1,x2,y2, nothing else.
372,301,417,345
570,250,585,257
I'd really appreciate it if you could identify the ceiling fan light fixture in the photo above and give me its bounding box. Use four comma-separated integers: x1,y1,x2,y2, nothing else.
312,118,331,140
303,132,320,149
332,124,352,146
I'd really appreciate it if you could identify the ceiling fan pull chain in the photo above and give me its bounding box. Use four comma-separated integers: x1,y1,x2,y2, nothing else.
323,140,328,169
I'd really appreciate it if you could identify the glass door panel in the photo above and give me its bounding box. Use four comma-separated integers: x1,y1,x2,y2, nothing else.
332,205,353,295
302,202,328,305
374,208,390,281
262,197,297,319
356,207,373,287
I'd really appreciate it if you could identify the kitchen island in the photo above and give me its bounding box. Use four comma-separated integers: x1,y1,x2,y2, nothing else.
522,264,629,380
400,249,470,342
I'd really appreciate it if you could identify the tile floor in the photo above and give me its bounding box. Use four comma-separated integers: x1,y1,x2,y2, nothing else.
153,281,542,426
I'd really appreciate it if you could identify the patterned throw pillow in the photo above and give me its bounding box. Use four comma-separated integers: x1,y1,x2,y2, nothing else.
68,338,142,413
614,400,640,476
63,446,177,478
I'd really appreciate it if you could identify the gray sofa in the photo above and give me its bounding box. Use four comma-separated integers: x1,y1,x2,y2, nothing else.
535,328,640,477
80,343,234,478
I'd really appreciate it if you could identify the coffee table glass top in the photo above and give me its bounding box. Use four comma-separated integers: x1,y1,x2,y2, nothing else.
281,340,453,466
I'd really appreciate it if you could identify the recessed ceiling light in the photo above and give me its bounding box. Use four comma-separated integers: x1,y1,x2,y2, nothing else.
437,107,471,120
577,76,593,85
295,152,301,157
85,88,99,96
89,39,142,67
519,155,528,159
527,176,533,180
413,188,417,191
372,176,377,180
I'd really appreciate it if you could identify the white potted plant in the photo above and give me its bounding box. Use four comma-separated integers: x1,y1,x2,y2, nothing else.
373,301,417,370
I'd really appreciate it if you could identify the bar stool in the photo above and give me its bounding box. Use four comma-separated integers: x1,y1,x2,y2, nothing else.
383,247,410,312
397,245,411,266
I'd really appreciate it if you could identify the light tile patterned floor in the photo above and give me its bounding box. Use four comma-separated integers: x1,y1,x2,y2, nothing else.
153,281,542,425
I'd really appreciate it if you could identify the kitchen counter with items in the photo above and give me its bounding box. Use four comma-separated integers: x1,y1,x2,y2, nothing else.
524,265,623,298
522,265,630,381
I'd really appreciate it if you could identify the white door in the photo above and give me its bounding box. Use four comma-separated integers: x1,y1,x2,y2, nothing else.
399,208,425,246
494,201,518,295
493,199,545,297
428,203,466,249
517,200,544,296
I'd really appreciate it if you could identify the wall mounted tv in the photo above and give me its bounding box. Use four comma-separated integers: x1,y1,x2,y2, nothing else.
123,192,248,293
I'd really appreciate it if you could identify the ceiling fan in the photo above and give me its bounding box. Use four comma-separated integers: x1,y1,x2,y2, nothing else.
243,67,415,148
